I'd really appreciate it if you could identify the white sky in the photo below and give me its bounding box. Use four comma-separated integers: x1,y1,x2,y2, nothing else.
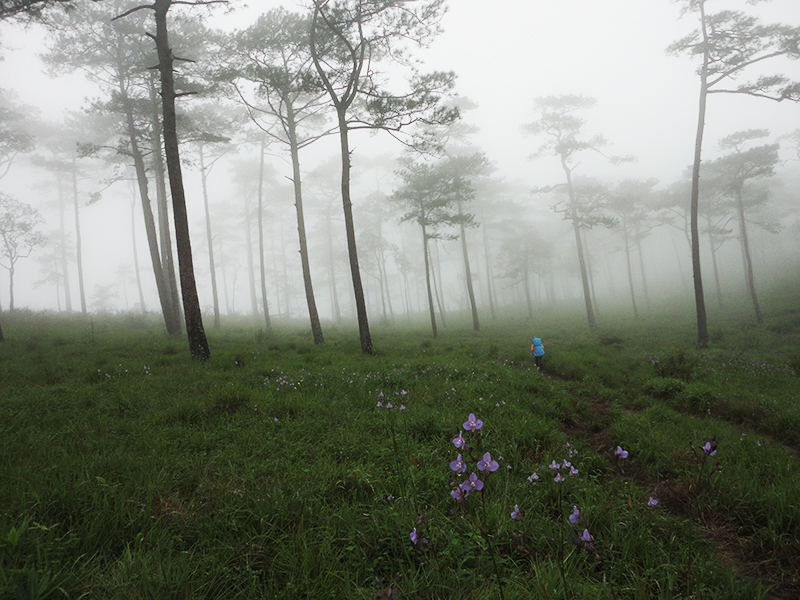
0,0,798,312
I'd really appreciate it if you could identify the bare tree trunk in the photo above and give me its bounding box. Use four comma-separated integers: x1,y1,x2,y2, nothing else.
256,137,271,329
57,173,73,313
689,2,710,348
153,0,209,360
325,207,341,323
635,235,651,310
458,202,479,331
562,157,596,329
706,225,724,309
432,241,446,328
71,156,87,314
198,143,220,329
481,222,496,320
286,99,323,342
130,192,147,313
735,187,763,323
422,225,437,338
120,82,177,333
622,217,638,318
149,76,182,332
336,111,372,353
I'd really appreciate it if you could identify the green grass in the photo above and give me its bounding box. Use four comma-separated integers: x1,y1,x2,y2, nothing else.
1,293,799,599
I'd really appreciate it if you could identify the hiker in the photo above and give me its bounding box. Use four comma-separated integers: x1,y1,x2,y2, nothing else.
531,337,545,369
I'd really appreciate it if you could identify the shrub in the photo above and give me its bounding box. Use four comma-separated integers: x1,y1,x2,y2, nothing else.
653,349,696,381
678,383,719,414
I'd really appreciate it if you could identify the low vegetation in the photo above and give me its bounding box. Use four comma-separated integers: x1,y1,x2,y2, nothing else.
1,292,799,599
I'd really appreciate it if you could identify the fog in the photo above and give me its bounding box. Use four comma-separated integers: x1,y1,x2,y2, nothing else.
0,0,798,331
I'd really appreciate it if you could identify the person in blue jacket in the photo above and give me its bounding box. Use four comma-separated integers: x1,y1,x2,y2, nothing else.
531,337,545,369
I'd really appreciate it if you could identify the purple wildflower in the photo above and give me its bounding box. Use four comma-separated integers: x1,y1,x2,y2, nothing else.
581,529,594,544
648,497,659,507
463,413,483,431
450,454,467,474
477,452,499,472
549,460,561,470
376,402,383,408
615,446,629,459
554,472,565,483
511,505,522,521
569,506,580,524
386,403,393,409
527,472,539,483
459,473,484,494
410,528,427,545
452,431,465,449
569,466,579,476
702,441,717,456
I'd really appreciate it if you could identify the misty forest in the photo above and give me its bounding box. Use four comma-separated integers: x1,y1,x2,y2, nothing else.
1,0,800,598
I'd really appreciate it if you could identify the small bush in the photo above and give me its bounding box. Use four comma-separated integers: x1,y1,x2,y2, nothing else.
642,377,686,400
653,349,696,381
678,383,719,414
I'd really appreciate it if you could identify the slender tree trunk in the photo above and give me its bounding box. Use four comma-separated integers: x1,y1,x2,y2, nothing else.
422,225,437,338
149,76,182,332
623,218,638,318
635,234,651,310
286,99,323,342
326,208,341,323
707,226,724,309
57,174,73,313
130,193,147,313
481,222,496,319
153,0,210,360
735,187,763,323
198,144,221,329
256,137,272,329
120,81,177,333
562,157,596,328
8,262,15,310
336,111,372,353
689,1,710,348
523,263,533,319
71,157,87,314
458,202,479,331
244,188,258,318
432,241,446,327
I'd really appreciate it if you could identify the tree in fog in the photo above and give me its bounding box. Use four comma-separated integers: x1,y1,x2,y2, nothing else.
0,0,77,20
115,0,217,360
497,221,552,320
0,193,45,311
606,178,659,317
392,156,475,338
0,88,35,180
42,0,184,334
522,95,627,330
668,0,800,347
309,0,457,353
223,8,330,342
705,130,780,324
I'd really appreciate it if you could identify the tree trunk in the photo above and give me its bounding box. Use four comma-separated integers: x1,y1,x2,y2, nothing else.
707,225,724,309
689,2,710,348
130,192,147,313
286,98,323,342
336,110,372,353
8,262,15,310
481,221,496,319
71,156,87,314
422,224,437,338
635,234,651,310
563,157,596,329
325,206,341,323
736,187,763,323
432,241,446,328
153,0,210,360
57,174,72,313
120,81,177,333
458,202,479,331
622,217,638,318
256,137,271,329
198,143,220,329
149,76,182,333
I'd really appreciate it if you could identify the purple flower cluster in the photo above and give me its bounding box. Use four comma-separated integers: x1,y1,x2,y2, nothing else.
449,414,502,502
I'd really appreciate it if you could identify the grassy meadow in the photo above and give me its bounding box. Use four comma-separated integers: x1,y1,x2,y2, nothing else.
1,289,800,599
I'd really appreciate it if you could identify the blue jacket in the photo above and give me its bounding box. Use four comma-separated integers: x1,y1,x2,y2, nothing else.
531,338,545,357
